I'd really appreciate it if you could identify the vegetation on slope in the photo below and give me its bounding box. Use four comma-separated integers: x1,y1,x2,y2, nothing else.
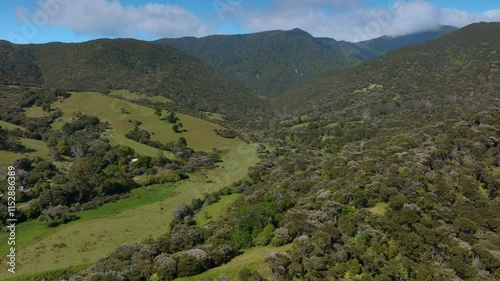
1,22,499,281
0,39,267,117
157,28,358,96
57,22,500,281
339,25,457,60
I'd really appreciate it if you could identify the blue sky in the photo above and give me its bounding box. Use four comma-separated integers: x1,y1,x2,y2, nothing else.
1,0,499,44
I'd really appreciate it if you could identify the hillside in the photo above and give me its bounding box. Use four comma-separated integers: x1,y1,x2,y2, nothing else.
280,22,499,120
0,40,43,85
0,39,265,116
157,29,358,96
2,22,500,281
339,25,457,60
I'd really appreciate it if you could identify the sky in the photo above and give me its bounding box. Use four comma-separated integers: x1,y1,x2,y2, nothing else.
0,0,499,44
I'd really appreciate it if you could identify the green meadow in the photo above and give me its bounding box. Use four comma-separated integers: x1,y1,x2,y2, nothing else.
0,120,25,131
1,91,259,279
0,133,258,279
24,106,49,118
194,194,243,227
51,92,240,153
176,244,293,281
0,138,50,167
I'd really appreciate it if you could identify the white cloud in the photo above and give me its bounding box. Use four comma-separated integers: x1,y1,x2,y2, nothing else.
273,0,365,12
15,0,500,41
240,0,500,42
440,8,500,27
20,0,209,38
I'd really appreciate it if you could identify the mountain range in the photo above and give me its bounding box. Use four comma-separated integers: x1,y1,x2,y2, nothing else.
0,25,457,105
0,39,264,115
157,26,456,96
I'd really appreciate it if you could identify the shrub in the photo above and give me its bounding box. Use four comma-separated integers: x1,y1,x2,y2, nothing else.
272,228,292,246
214,129,237,139
154,254,177,281
177,249,211,277
254,224,275,246
38,205,79,227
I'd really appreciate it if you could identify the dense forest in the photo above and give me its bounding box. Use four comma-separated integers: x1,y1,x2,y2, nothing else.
0,22,499,281
157,26,453,97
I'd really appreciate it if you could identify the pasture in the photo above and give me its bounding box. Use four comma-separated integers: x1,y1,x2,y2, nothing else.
51,92,240,153
0,138,50,168
176,244,293,281
0,137,258,278
194,194,243,227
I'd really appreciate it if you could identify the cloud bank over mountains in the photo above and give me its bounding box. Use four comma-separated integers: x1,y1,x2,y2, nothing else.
17,0,500,42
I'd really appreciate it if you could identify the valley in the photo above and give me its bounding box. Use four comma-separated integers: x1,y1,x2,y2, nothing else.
0,20,499,281
0,89,258,279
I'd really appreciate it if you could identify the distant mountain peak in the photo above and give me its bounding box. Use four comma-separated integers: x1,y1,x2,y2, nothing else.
287,28,309,34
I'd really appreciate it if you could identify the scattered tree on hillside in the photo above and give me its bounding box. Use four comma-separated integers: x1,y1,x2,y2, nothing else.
42,103,51,113
165,111,179,123
172,124,180,133
154,108,162,119
178,137,187,147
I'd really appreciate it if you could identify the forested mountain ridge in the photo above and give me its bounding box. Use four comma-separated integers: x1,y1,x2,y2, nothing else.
157,28,358,96
279,22,499,117
339,25,457,60
157,27,455,97
0,39,266,116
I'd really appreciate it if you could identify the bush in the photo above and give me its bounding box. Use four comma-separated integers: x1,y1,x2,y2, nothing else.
272,228,292,246
177,249,211,277
38,205,79,227
254,224,275,246
214,129,237,139
154,254,177,281
141,170,189,186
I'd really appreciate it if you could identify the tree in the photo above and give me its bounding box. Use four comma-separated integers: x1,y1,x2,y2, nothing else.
120,107,130,114
178,137,187,147
165,111,178,123
42,103,51,113
265,252,292,281
154,108,162,119
154,254,177,281
69,156,105,201
177,249,210,277
172,124,180,133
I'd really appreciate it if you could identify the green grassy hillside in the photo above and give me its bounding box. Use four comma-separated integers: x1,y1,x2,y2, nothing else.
0,138,50,167
51,92,241,153
0,140,258,278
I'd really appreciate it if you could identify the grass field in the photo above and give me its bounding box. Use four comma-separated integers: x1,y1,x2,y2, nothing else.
4,263,93,281
0,138,50,168
0,139,258,279
0,120,25,131
24,106,49,118
176,244,293,281
194,194,243,227
51,92,240,153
